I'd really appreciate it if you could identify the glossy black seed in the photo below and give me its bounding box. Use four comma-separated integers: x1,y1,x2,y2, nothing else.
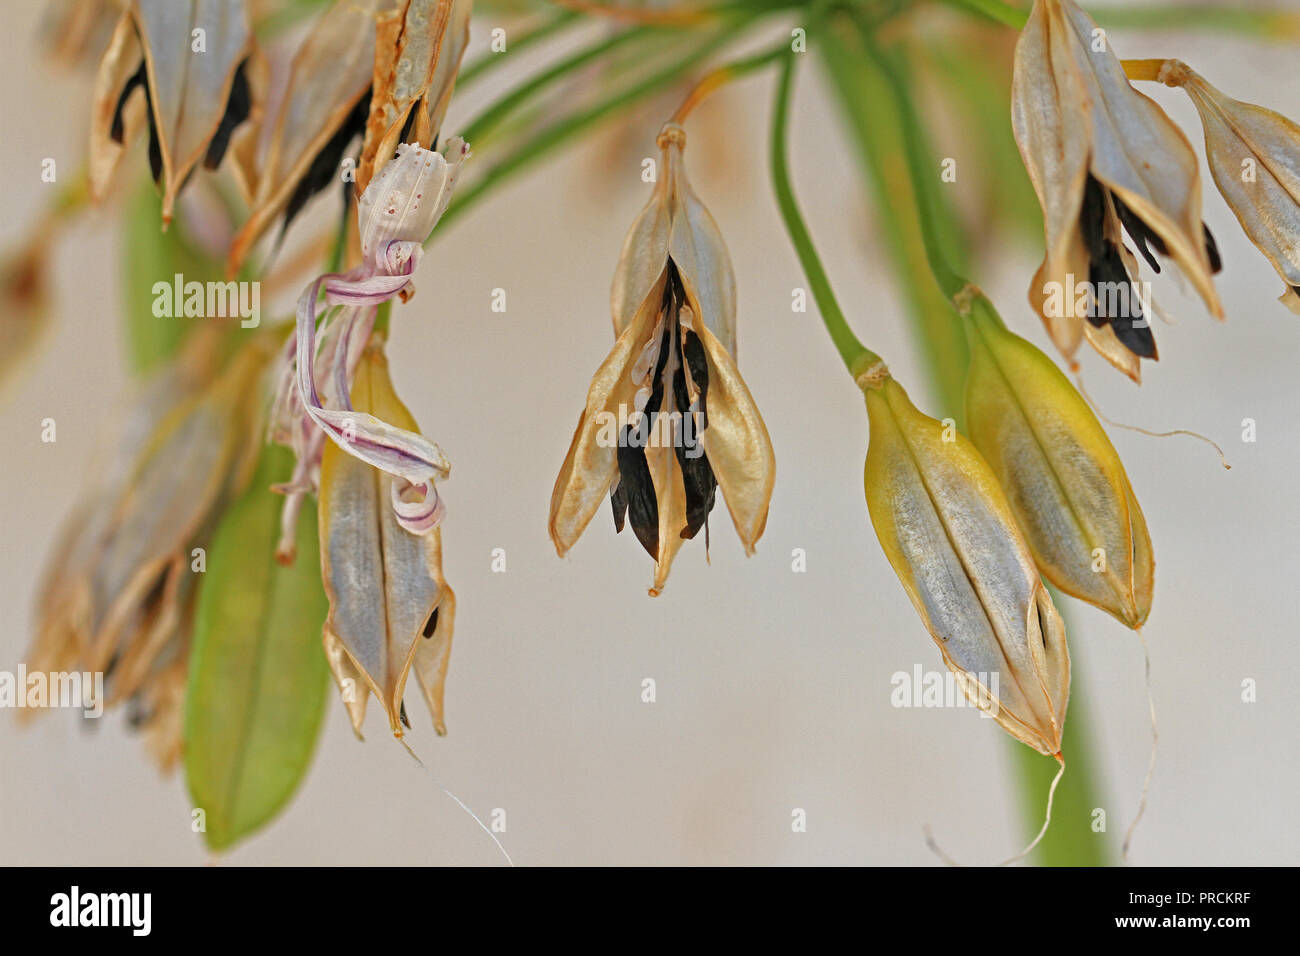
1112,193,1165,274
110,59,163,182
617,441,658,558
203,58,252,170
422,606,439,638
1109,312,1157,359
1080,174,1109,262
399,700,411,730
1204,224,1223,274
609,477,628,533
109,61,146,144
281,88,371,237
682,330,709,430
672,355,716,541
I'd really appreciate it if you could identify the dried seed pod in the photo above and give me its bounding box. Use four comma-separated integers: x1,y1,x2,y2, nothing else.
551,123,774,595
356,0,472,194
228,0,384,273
318,339,455,737
1012,0,1222,381
962,288,1153,628
1153,60,1300,313
864,374,1069,755
90,0,263,222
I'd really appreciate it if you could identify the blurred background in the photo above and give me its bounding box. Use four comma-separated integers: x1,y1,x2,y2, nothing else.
1,0,1296,865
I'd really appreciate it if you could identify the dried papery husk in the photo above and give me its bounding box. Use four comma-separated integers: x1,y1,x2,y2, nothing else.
24,331,273,768
356,0,472,195
864,376,1069,756
962,290,1153,628
553,122,772,593
1157,60,1300,313
318,339,454,737
90,0,262,223
228,0,385,274
1012,0,1222,378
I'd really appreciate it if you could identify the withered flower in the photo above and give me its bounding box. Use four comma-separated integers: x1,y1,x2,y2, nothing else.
550,123,775,595
318,338,456,737
1012,0,1223,381
91,0,264,223
1145,59,1300,314
270,139,467,559
864,370,1069,756
961,287,1153,629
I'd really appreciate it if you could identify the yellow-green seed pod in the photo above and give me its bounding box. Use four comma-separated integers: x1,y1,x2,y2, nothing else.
865,375,1069,756
962,289,1153,629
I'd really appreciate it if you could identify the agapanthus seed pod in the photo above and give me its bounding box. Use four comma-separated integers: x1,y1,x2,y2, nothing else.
229,0,384,273
91,0,264,222
1147,59,1300,314
864,373,1069,755
1012,0,1223,381
24,329,273,767
318,338,456,738
550,122,775,595
961,288,1153,629
357,0,473,195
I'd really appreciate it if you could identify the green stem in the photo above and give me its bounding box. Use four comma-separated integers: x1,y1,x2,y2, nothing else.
457,10,584,87
434,24,743,236
936,0,1028,29
459,24,656,146
819,23,966,414
769,52,879,379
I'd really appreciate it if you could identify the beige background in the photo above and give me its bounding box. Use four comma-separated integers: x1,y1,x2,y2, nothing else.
1,1,1297,865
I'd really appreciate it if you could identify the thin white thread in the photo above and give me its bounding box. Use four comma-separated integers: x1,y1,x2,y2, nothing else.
1122,629,1159,861
1074,373,1231,469
399,735,515,867
924,755,1066,866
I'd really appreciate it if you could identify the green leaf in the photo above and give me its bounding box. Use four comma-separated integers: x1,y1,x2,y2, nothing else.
122,181,219,376
184,444,331,851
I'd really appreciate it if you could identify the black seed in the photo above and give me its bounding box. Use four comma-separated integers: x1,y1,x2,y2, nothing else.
203,59,252,170
281,88,372,238
1080,174,1110,263
109,60,147,144
399,700,411,729
609,477,628,533
422,606,439,638
617,441,658,558
1204,223,1223,274
682,330,709,430
397,105,418,151
1113,193,1165,274
1109,312,1158,359
672,346,716,540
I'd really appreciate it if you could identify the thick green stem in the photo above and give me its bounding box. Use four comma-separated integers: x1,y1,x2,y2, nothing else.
769,52,879,379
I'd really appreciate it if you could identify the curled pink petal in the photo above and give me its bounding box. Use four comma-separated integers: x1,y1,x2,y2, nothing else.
391,478,446,535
